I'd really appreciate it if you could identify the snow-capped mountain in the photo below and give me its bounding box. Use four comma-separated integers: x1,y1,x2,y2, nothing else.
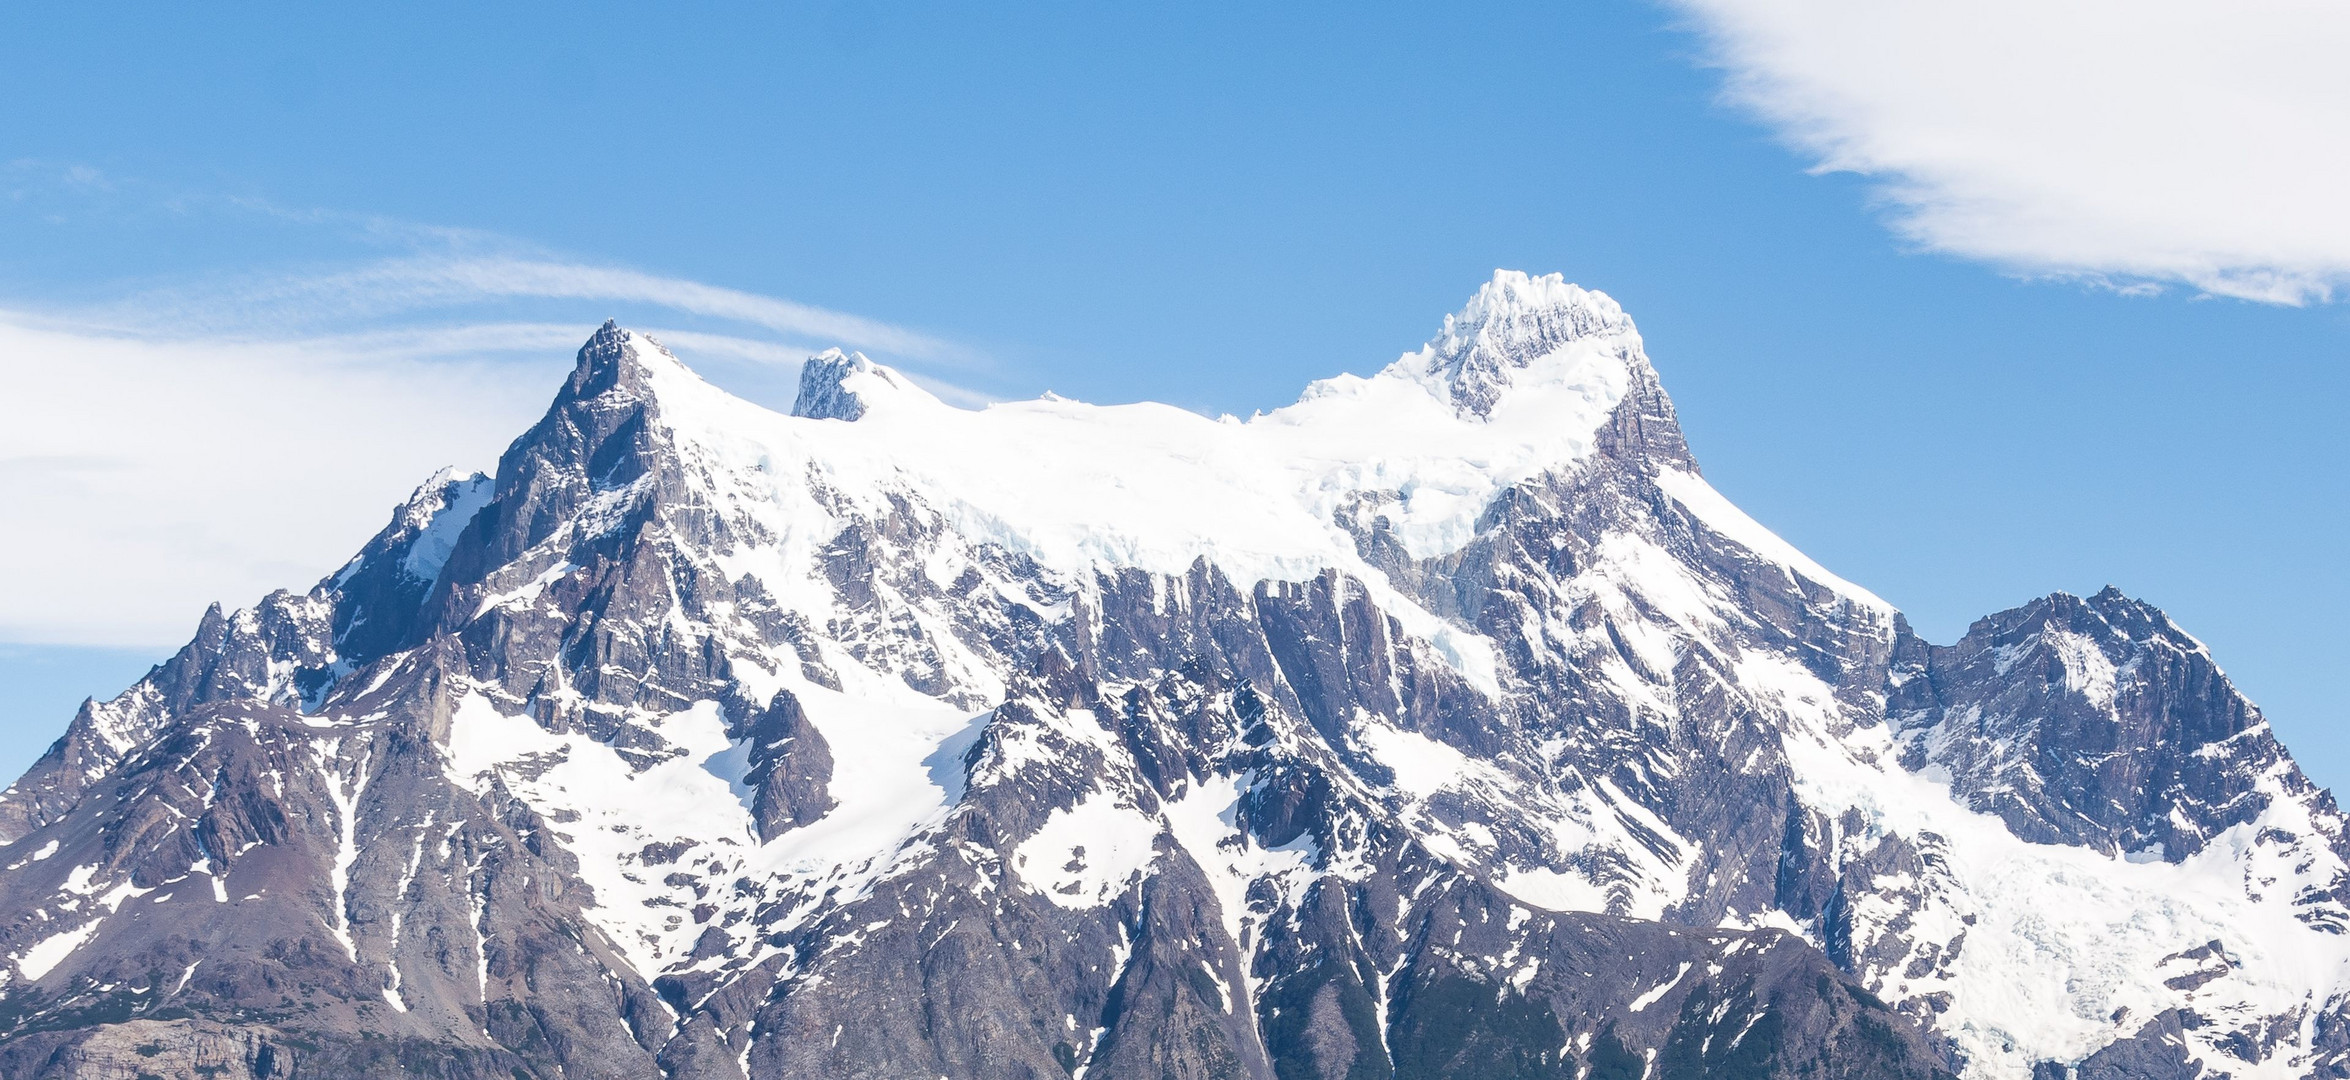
2,271,2342,1080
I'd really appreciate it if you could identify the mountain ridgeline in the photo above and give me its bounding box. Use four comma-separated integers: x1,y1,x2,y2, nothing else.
1,272,2342,1080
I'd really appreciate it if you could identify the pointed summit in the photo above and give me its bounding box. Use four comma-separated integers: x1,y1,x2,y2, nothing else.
560,320,693,405
1407,270,1640,418
571,319,626,376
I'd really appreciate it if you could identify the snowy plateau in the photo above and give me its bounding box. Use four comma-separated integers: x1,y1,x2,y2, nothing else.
1,270,2344,1080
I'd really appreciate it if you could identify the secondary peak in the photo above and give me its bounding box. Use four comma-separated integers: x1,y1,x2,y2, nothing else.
792,348,937,421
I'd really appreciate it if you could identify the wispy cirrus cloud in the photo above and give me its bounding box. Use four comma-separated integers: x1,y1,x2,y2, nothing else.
9,159,975,361
0,181,991,646
81,254,976,366
1668,0,2350,304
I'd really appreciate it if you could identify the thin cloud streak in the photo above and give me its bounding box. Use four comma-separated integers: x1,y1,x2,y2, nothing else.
8,164,977,362
632,327,827,366
316,257,974,363
81,255,978,365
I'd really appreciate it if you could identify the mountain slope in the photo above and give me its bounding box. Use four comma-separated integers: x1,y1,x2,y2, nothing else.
0,271,2340,1080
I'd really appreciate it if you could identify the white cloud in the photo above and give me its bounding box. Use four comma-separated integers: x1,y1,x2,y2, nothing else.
1670,0,2350,303
0,173,994,647
73,254,976,365
0,263,982,646
0,315,550,646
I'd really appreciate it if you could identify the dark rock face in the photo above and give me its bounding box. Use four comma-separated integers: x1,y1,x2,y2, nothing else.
0,276,2339,1079
1888,589,2344,871
791,349,881,421
743,690,834,841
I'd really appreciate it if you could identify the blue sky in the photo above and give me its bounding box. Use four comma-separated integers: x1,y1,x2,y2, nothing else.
2,3,2345,788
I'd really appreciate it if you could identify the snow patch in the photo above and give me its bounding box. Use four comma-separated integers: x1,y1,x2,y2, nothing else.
1014,786,1162,909
1357,723,1474,799
1628,962,1691,1012
15,919,101,980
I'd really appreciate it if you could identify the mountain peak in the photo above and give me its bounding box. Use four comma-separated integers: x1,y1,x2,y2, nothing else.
575,317,628,370
791,348,937,420
1403,269,1640,417
560,321,690,405
1456,268,1627,329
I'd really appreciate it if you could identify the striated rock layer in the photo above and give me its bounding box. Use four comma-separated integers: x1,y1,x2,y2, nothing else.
2,272,2342,1080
